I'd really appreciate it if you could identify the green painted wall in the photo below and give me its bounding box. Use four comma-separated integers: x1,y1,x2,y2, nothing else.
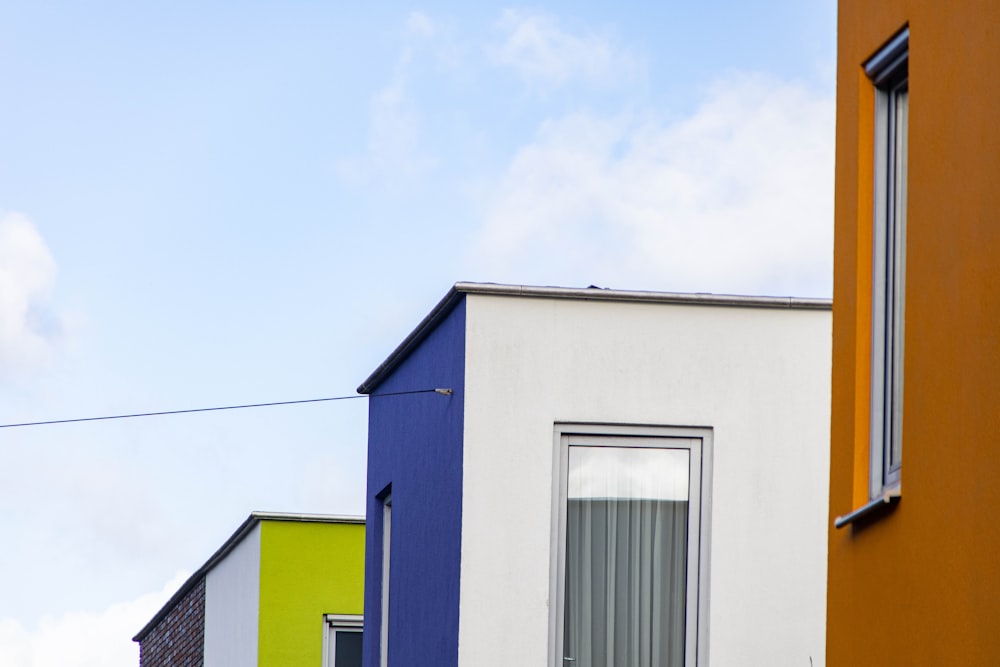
256,520,365,666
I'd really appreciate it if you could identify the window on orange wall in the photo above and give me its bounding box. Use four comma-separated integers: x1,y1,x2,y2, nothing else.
866,27,908,500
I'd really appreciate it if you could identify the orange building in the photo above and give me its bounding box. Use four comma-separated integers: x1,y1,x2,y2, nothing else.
827,1,1000,663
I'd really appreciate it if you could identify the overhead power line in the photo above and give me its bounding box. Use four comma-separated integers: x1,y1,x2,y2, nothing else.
0,388,453,429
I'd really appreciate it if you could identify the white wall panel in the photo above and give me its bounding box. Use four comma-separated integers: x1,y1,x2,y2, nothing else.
458,296,831,666
204,523,261,667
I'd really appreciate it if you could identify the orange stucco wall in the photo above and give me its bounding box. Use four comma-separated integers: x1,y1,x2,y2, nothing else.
828,1,1000,663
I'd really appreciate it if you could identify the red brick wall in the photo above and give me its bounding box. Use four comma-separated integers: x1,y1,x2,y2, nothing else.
138,576,206,667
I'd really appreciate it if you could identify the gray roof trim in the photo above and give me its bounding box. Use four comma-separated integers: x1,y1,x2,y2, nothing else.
452,282,831,309
132,512,364,642
358,282,832,394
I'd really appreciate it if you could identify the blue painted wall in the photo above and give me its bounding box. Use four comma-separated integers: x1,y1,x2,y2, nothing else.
362,297,466,667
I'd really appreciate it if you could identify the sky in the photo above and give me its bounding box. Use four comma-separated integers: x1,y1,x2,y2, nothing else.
0,1,835,664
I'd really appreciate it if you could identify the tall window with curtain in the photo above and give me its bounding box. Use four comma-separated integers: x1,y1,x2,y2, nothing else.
556,430,706,667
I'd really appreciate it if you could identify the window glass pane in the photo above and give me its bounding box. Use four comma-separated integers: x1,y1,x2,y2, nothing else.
565,445,689,667
889,84,907,474
335,630,363,667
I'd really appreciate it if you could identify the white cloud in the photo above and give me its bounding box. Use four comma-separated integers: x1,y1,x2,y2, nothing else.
405,10,436,39
335,12,439,187
466,73,834,297
490,9,641,90
0,213,65,373
0,571,190,667
338,9,644,188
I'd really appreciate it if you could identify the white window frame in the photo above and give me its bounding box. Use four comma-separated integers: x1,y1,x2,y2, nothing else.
549,423,712,667
322,614,363,667
866,28,908,500
379,493,392,667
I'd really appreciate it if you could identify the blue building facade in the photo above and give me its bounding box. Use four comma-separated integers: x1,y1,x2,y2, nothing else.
359,297,465,667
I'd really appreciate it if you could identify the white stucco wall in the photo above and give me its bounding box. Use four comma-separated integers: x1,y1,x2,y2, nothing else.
458,294,831,667
204,523,261,667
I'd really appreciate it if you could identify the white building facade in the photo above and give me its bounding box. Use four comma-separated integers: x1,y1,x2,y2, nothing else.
361,283,831,667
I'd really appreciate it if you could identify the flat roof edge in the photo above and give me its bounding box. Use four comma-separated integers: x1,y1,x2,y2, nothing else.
453,282,832,309
358,282,831,394
132,511,364,642
249,511,365,524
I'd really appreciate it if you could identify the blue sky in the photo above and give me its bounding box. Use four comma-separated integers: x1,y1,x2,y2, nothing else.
0,1,834,663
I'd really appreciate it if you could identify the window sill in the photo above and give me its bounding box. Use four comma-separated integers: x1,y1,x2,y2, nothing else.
834,488,901,529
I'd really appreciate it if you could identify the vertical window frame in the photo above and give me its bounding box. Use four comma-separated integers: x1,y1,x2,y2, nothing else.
866,28,909,500
550,423,712,667
379,492,392,667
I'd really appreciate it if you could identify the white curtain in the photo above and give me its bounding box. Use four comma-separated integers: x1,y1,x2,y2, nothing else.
564,446,689,667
